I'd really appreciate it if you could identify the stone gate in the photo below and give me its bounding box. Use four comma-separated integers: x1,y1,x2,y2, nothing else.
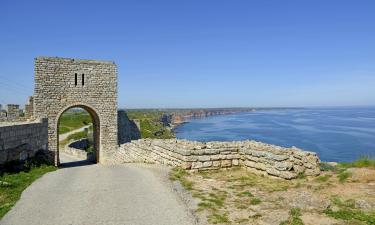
33,57,118,165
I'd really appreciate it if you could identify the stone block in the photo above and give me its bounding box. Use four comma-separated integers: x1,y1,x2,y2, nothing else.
203,161,213,167
221,159,232,167
192,161,203,169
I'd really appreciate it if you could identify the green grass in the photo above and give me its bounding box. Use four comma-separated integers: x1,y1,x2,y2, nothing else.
59,130,89,147
126,110,174,139
250,197,262,205
338,171,352,183
236,191,253,197
169,167,193,190
315,174,332,182
339,156,375,169
319,162,339,172
0,165,56,218
59,110,92,134
280,208,304,225
208,213,229,224
297,172,306,179
325,196,375,224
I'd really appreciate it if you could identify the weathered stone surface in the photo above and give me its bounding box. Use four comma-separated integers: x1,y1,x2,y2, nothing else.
33,57,118,165
221,160,232,167
0,119,48,164
62,139,94,161
114,138,321,180
275,161,293,171
192,161,203,169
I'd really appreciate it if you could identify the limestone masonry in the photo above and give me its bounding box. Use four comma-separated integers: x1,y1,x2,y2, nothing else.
33,57,118,164
63,139,94,161
0,119,48,164
115,139,320,179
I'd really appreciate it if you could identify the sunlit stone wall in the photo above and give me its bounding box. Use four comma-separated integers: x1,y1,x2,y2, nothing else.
115,139,320,179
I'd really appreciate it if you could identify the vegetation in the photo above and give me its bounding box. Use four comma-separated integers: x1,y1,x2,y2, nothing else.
59,130,86,146
0,158,56,219
337,171,352,183
60,108,175,139
169,167,193,190
339,156,375,169
126,110,174,139
170,156,375,225
58,110,92,134
280,208,304,225
324,196,375,224
314,174,332,182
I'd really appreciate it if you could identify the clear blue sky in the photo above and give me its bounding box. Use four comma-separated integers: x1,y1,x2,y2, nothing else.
0,0,374,108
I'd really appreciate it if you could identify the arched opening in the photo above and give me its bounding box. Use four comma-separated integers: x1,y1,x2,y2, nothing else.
56,105,100,166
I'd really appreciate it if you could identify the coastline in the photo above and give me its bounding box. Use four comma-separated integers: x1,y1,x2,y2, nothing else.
169,107,375,163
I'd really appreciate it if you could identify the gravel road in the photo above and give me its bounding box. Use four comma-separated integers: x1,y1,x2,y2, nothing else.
0,154,196,225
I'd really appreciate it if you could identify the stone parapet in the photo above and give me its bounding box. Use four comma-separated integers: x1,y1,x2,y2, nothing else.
62,139,94,161
115,139,320,179
0,118,48,164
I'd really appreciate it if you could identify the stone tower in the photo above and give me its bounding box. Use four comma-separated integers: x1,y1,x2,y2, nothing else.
33,57,118,165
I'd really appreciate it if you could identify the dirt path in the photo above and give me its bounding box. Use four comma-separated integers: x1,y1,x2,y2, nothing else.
59,125,91,141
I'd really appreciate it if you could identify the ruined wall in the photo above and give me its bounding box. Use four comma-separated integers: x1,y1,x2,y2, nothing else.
115,139,320,179
0,119,48,164
118,110,141,144
33,57,118,165
62,139,94,161
5,104,20,121
24,96,34,119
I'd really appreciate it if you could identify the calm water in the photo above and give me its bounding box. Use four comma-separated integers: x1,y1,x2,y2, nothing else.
174,107,375,162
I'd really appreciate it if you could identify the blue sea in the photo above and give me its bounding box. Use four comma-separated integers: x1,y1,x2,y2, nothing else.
174,107,375,162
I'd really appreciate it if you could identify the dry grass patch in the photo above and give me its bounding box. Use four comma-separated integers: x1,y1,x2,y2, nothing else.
170,165,375,225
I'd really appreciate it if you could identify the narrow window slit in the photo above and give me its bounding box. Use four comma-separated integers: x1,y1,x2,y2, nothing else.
82,74,85,86
74,73,77,86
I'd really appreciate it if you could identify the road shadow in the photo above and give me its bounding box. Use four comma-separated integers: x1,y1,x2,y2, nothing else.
59,159,95,168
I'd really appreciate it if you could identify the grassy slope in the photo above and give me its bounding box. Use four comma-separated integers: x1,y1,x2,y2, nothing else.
126,110,174,139
59,111,92,134
0,165,56,219
338,156,375,169
60,109,174,139
59,130,89,148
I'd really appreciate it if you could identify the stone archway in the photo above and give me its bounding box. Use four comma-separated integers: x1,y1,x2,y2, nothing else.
33,57,118,166
56,104,101,164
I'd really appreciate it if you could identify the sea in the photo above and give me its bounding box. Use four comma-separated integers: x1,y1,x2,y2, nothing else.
174,107,375,162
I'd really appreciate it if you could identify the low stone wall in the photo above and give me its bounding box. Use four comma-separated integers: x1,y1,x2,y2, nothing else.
62,139,94,161
115,139,320,179
0,119,48,164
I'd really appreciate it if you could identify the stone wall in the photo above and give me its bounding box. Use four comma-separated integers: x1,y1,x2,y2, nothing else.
33,57,118,165
118,110,141,144
62,139,94,161
0,119,48,164
24,96,34,119
5,104,20,121
115,139,320,179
